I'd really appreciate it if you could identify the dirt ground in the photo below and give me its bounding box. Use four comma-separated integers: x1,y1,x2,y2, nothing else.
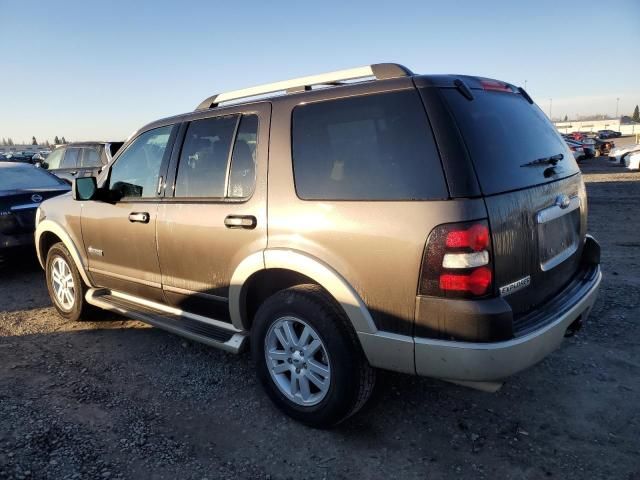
1,158,639,480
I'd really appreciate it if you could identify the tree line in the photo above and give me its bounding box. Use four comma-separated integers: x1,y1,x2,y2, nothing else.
1,136,67,146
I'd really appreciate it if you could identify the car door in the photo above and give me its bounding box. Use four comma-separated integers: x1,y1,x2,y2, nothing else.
156,103,270,321
81,124,178,302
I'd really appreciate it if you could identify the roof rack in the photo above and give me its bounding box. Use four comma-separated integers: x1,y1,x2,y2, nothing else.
195,63,413,111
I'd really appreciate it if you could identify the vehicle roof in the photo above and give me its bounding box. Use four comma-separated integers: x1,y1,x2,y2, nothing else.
132,73,519,138
57,141,119,147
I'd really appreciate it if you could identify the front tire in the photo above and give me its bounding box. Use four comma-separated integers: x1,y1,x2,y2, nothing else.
45,242,91,321
251,284,375,428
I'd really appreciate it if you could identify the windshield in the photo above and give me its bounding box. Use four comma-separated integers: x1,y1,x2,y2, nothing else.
0,164,66,190
439,89,579,195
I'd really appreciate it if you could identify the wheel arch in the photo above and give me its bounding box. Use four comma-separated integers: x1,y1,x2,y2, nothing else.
229,249,378,335
36,219,92,286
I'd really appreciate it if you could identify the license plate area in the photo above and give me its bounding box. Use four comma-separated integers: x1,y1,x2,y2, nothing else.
537,197,580,272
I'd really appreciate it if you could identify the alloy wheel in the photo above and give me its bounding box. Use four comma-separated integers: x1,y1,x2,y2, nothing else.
264,316,331,406
50,256,75,311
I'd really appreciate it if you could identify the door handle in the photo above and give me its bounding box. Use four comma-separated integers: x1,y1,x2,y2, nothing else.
128,212,150,224
224,215,257,229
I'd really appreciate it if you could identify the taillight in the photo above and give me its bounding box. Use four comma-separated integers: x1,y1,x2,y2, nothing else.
419,220,494,298
439,267,492,296
445,224,489,251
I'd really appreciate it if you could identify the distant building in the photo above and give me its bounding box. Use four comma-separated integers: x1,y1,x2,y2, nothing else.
554,119,639,135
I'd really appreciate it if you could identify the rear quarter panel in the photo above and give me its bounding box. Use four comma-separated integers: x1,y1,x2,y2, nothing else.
268,88,487,335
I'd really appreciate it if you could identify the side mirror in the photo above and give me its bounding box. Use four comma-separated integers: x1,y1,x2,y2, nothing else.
34,161,42,168
73,176,97,201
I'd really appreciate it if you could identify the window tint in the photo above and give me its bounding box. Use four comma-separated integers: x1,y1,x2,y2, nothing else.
61,148,80,168
81,147,101,167
228,115,258,198
109,125,174,199
292,90,447,200
45,148,65,169
175,115,238,198
439,89,579,195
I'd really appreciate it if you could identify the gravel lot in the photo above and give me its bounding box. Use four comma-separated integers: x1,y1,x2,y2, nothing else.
1,158,639,480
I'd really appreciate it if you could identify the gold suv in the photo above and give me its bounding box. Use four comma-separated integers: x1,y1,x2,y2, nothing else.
35,64,602,427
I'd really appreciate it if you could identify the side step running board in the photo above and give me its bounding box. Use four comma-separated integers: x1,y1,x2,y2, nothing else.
86,288,248,353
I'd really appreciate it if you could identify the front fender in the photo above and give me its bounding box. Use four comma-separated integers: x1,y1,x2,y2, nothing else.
35,218,93,287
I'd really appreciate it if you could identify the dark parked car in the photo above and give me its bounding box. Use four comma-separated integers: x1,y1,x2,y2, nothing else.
597,129,621,139
564,138,587,161
568,132,587,141
594,138,615,156
0,162,70,254
562,135,596,160
3,151,35,163
40,142,124,183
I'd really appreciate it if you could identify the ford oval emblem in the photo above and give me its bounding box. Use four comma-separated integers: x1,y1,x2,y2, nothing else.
556,194,571,209
31,194,43,203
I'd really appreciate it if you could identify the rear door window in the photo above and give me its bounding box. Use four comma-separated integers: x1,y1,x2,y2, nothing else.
81,147,101,167
439,89,580,195
61,148,80,168
174,115,238,198
291,90,447,200
174,114,259,199
227,115,258,198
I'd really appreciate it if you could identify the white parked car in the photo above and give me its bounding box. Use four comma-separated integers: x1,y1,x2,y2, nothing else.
625,151,640,170
609,143,640,164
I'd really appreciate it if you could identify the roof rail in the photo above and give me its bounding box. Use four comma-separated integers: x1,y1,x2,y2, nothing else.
195,63,413,111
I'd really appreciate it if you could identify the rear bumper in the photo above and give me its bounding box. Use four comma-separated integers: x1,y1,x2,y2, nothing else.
358,236,602,380
414,264,601,381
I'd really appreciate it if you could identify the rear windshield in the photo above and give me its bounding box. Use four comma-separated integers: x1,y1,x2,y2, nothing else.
440,89,579,195
0,164,66,190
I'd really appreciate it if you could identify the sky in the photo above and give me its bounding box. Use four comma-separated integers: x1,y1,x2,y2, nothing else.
1,0,639,143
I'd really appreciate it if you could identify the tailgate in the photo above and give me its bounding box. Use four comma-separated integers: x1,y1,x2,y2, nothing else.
486,174,587,317
433,79,588,320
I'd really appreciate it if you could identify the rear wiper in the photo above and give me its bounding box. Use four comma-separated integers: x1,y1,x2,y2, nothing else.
520,153,563,167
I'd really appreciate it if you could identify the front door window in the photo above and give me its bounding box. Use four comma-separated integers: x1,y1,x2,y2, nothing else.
109,125,174,199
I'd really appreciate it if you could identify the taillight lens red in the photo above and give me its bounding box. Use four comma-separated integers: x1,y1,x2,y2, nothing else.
439,267,492,296
445,224,490,251
420,220,494,299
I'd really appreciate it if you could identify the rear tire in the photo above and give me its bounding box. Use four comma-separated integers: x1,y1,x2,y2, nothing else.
251,284,375,428
45,242,92,321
